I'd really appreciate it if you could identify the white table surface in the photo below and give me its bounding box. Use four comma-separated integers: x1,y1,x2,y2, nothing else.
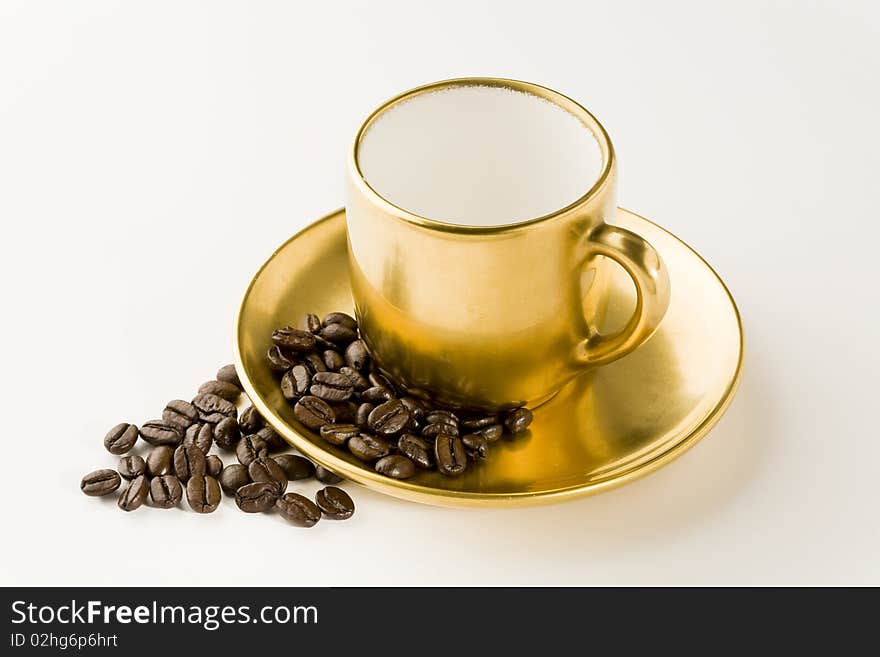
2,1,877,586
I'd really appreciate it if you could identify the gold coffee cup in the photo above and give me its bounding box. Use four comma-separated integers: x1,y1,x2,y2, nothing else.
346,78,670,410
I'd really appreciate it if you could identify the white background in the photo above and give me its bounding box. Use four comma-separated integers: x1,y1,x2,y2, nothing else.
1,1,878,586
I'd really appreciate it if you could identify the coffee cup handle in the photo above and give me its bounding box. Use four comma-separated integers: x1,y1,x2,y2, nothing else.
576,223,671,367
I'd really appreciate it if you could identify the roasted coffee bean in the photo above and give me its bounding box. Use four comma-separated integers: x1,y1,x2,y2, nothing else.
320,322,358,345
118,475,149,511
362,386,394,403
200,412,228,426
162,400,200,432
80,469,121,496
248,456,287,494
294,396,336,430
174,444,206,481
476,424,504,442
322,312,357,330
192,392,237,419
213,416,241,450
303,313,322,333
315,465,343,484
302,352,328,374
462,433,489,461
348,433,391,462
271,326,316,352
281,364,311,401
236,434,268,466
186,475,221,513
118,455,146,480
267,345,296,372
310,371,354,402
398,433,434,469
339,366,369,391
368,399,410,436
333,401,358,424
356,402,374,430
206,455,223,477
504,408,533,433
219,463,250,496
273,454,316,480
461,414,500,430
375,454,417,479
315,486,355,519
103,422,139,455
322,349,344,371
146,445,174,477
139,420,182,446
400,397,426,422
319,423,360,446
435,434,467,476
256,425,286,451
276,492,321,527
197,379,241,402
235,482,279,513
216,364,242,389
368,371,394,390
422,421,459,438
239,405,264,434
426,410,459,426
150,475,182,509
344,340,369,370
183,422,213,454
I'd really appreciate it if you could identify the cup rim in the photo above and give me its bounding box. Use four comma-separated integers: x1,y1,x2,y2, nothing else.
350,77,616,234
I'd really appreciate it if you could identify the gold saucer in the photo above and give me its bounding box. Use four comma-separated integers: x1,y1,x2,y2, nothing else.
235,208,743,507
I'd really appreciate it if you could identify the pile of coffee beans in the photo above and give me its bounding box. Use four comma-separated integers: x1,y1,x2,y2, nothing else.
80,364,353,528
269,312,533,480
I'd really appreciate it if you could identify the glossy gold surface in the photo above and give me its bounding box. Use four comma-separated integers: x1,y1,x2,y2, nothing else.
234,208,743,508
346,78,671,409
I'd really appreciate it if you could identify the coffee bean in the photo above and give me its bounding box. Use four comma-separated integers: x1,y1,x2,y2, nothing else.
315,465,343,484
322,312,357,330
302,352,328,374
150,475,182,509
213,417,240,450
368,399,410,436
197,380,241,402
462,433,489,461
139,420,182,446
235,482,279,513
118,455,146,480
356,402,374,430
186,475,221,513
368,371,395,390
239,405,264,434
348,433,391,462
267,345,296,372
174,444,206,481
426,410,459,426
281,364,311,401
256,425,286,451
310,372,354,402
339,366,369,391
216,364,241,389
146,446,174,477
476,424,504,442
103,423,139,455
461,414,500,430
271,326,316,352
183,422,213,454
398,433,434,469
315,486,355,519
162,400,200,432
192,393,237,420
236,434,268,466
219,463,250,496
504,408,533,433
400,397,426,422
319,423,360,446
206,455,223,477
323,350,344,371
320,322,357,345
273,454,316,480
303,313,322,333
80,469,121,496
375,455,416,479
200,412,228,426
118,475,149,511
276,492,321,527
435,434,467,476
422,421,459,438
362,386,394,403
344,340,369,370
248,456,287,494
332,401,358,424
293,396,335,430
